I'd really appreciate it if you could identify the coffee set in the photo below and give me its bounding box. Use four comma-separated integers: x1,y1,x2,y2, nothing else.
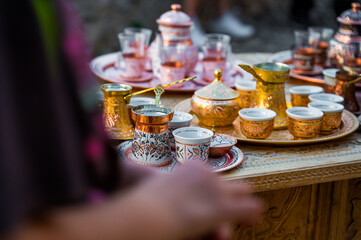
102,75,243,172
118,104,243,172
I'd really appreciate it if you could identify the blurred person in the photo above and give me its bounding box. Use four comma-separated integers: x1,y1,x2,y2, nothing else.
186,0,255,46
0,1,263,240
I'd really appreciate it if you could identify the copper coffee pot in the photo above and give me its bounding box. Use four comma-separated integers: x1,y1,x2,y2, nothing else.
335,70,361,114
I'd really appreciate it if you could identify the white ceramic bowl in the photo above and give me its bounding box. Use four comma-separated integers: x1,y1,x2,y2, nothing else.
238,108,277,121
168,111,193,127
173,127,213,145
286,107,324,120
308,93,344,104
289,85,323,95
235,81,257,91
308,101,344,113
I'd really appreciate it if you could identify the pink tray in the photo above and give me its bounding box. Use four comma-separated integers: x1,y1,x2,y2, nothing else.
90,52,253,92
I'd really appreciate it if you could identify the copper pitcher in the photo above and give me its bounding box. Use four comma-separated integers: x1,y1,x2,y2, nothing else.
101,84,134,140
335,70,360,114
251,63,290,129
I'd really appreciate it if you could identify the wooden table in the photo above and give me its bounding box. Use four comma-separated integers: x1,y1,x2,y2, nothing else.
129,53,361,239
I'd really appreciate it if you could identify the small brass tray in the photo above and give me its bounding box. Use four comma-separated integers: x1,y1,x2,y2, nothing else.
174,98,359,146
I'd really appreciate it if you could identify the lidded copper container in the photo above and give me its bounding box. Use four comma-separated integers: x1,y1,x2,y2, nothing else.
335,70,360,114
329,2,361,68
251,63,290,129
153,4,198,75
191,69,240,127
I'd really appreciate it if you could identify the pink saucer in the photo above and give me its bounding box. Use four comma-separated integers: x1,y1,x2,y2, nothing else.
117,141,244,173
118,71,153,83
291,66,323,76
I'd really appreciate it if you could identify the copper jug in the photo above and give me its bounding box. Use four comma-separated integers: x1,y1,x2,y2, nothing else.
101,84,134,140
251,63,290,129
335,70,360,114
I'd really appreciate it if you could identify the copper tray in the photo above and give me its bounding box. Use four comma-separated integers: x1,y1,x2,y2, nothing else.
90,52,253,92
174,98,359,146
268,50,361,88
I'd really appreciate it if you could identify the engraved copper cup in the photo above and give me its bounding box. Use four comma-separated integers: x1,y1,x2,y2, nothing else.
131,104,174,166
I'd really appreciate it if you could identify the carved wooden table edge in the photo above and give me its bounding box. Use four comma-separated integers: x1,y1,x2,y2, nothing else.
223,161,361,192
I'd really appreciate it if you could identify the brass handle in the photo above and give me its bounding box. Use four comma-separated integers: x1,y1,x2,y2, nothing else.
124,76,197,101
346,76,361,86
238,64,266,84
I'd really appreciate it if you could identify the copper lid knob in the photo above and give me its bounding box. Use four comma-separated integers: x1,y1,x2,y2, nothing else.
214,68,222,82
171,4,182,11
352,2,361,12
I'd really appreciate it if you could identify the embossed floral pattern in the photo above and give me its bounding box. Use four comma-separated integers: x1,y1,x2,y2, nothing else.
130,129,171,165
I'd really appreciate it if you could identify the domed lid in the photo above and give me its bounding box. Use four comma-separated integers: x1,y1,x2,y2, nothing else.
156,4,193,27
195,69,240,100
338,2,361,25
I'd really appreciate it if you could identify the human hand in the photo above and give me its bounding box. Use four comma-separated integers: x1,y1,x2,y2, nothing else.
131,161,263,240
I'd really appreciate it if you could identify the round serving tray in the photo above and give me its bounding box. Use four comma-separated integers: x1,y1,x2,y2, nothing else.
90,52,253,92
174,98,359,146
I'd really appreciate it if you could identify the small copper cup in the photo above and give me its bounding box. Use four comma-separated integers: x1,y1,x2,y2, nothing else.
286,107,323,139
235,81,256,109
308,101,344,134
290,85,323,107
238,108,276,139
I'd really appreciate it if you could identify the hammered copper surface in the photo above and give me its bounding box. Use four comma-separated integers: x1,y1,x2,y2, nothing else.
101,84,134,140
251,63,290,129
287,116,322,139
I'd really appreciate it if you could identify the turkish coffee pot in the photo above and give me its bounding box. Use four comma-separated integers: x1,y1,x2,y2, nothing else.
329,2,361,69
149,4,198,76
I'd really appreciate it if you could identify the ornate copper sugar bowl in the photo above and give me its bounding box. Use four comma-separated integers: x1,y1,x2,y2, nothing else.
329,2,361,68
335,70,360,114
101,84,134,140
251,63,290,129
150,4,198,75
191,69,240,127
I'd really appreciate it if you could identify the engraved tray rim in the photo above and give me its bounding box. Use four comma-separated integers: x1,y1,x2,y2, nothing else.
174,98,360,146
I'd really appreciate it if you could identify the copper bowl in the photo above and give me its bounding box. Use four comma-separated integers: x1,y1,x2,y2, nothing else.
209,134,237,157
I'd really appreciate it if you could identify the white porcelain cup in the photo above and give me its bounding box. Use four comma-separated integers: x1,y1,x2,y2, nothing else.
308,93,344,104
322,68,339,93
173,127,213,164
289,85,323,107
168,111,193,149
308,101,344,133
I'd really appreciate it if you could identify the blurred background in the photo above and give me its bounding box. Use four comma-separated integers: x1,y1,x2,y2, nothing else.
73,0,353,55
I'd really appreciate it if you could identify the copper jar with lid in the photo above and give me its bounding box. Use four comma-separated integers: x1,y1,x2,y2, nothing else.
191,69,240,127
329,2,361,68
